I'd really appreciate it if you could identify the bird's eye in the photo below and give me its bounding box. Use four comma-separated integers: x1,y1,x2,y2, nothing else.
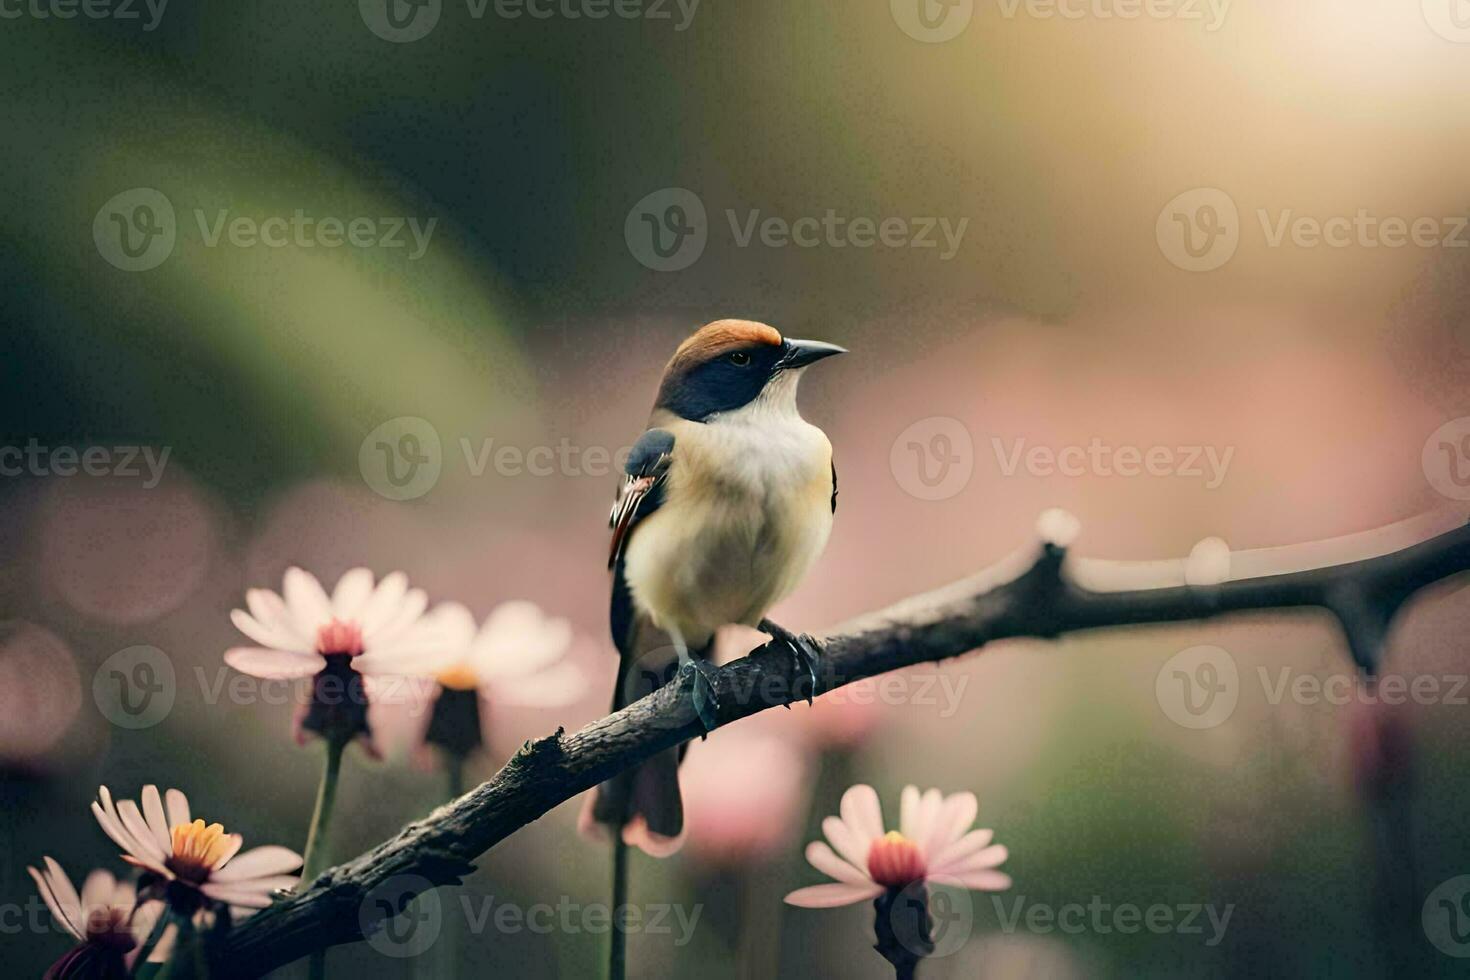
728,352,751,366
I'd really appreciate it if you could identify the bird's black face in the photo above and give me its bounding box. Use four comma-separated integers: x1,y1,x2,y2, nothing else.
656,338,846,422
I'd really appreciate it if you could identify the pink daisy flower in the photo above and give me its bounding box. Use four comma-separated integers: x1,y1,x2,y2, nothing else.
785,784,1011,908
27,860,170,978
370,600,586,761
224,567,449,747
91,785,302,915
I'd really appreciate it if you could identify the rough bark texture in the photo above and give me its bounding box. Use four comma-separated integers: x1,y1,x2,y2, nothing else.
218,513,1470,977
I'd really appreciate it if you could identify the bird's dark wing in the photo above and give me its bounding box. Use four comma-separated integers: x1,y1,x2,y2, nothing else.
831,458,838,514
608,428,675,569
608,428,675,671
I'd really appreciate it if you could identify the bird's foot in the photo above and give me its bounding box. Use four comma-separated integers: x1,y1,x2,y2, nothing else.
679,658,722,737
760,619,822,706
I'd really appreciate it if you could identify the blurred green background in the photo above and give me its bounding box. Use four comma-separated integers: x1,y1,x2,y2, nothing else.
3,1,1470,976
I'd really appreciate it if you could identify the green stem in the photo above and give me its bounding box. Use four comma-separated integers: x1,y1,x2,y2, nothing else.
300,734,348,884
130,906,172,976
607,836,628,980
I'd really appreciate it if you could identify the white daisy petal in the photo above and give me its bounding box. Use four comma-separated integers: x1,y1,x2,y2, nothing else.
165,788,190,829
822,816,870,871
951,869,1012,891
230,609,308,654
914,788,943,847
246,589,311,648
783,882,884,908
211,846,302,882
491,662,587,707
92,801,139,856
331,568,376,621
946,844,1009,876
212,833,244,870
29,864,82,940
368,588,431,649
474,601,573,678
282,567,334,636
900,785,921,840
80,869,116,913
225,647,323,680
804,841,871,885
839,784,885,843
117,801,168,863
358,572,409,636
199,883,279,909
141,785,172,853
931,828,995,871
926,791,977,856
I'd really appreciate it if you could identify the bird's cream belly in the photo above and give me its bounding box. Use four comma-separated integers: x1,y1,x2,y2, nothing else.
622,480,831,650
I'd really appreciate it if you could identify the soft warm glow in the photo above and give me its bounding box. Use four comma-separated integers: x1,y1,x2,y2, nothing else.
867,831,927,888
316,619,364,656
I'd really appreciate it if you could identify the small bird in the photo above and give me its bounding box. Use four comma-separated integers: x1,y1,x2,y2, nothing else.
581,318,846,856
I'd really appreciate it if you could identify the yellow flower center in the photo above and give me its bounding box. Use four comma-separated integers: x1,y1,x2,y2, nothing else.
867,830,928,888
167,819,231,883
436,663,480,691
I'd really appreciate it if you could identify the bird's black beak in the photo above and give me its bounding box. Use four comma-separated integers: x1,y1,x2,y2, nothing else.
779,338,848,369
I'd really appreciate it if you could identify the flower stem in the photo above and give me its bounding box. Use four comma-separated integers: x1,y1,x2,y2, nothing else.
301,733,348,884
445,751,467,800
607,835,628,980
872,885,933,980
130,906,172,976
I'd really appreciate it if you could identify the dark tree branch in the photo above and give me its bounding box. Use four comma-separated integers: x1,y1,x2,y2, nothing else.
219,510,1470,977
